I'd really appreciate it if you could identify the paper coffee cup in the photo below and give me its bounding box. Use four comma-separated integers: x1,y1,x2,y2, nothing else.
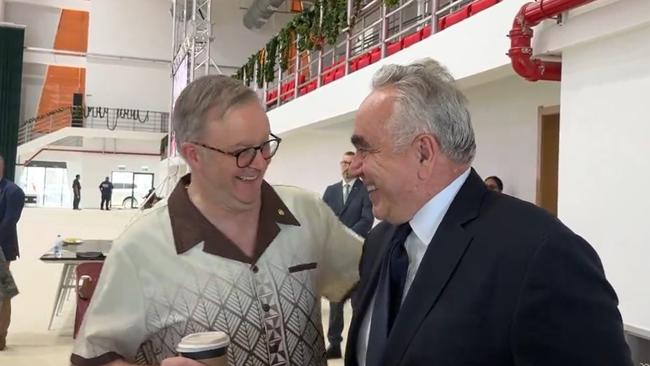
176,331,230,366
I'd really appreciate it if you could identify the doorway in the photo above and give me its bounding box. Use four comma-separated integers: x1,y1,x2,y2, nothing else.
536,106,560,216
111,171,154,209
19,162,69,207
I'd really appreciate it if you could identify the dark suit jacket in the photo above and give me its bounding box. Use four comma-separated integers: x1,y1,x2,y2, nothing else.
345,169,632,366
323,179,373,238
0,178,25,261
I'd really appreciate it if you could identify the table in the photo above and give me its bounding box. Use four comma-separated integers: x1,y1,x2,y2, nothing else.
40,240,112,330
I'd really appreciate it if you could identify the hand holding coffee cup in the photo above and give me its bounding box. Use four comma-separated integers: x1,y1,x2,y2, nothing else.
175,331,230,366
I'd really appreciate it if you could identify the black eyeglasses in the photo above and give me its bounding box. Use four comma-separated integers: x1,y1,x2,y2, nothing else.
191,133,282,168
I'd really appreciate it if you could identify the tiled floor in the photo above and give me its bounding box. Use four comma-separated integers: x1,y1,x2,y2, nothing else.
0,207,350,365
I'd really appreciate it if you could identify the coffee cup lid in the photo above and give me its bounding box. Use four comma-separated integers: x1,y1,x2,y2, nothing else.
176,331,230,353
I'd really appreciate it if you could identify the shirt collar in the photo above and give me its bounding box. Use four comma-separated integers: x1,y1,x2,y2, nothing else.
167,173,301,263
342,178,357,187
409,169,471,246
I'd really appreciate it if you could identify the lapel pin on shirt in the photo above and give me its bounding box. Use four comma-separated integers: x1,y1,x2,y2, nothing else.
278,209,285,216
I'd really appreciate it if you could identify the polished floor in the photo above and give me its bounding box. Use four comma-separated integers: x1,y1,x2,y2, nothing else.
0,207,349,365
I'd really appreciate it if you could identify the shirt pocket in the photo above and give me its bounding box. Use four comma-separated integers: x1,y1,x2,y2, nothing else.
288,262,318,273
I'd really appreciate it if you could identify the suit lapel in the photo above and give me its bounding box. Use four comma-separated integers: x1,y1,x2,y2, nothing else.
346,224,397,365
331,182,344,215
383,170,486,365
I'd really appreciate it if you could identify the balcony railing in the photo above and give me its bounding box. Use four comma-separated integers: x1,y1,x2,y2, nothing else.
241,0,497,109
18,106,170,144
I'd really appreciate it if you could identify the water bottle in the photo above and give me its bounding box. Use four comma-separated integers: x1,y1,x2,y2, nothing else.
53,234,63,258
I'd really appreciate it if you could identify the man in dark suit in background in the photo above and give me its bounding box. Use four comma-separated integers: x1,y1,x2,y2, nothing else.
73,174,81,210
345,59,632,366
322,151,373,359
0,154,25,350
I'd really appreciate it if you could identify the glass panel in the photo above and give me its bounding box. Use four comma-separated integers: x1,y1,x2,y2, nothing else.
25,167,46,206
132,173,154,209
111,171,134,209
43,167,65,207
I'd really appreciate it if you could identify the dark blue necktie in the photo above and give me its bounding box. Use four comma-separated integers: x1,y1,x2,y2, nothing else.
365,223,412,366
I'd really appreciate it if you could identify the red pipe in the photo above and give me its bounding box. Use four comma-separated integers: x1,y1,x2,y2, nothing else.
508,0,596,82
19,148,160,167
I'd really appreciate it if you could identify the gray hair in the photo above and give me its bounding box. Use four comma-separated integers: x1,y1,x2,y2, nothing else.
172,75,259,153
371,58,476,164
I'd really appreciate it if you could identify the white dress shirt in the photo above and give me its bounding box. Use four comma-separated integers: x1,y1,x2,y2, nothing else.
356,169,470,366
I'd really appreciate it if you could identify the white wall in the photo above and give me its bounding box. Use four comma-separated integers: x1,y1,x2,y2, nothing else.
266,125,356,196
4,1,59,48
88,0,170,60
20,62,47,121
467,76,560,202
559,24,650,333
85,58,170,111
210,0,295,69
85,0,171,112
266,75,560,203
82,137,161,155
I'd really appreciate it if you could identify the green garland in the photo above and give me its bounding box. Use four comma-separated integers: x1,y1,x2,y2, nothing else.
256,50,264,88
264,37,279,83
349,0,363,29
245,55,255,87
294,7,317,51
233,68,243,80
238,0,367,81
278,26,293,71
322,0,347,45
384,0,399,6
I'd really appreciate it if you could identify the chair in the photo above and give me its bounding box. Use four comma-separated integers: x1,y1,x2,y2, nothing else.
306,80,317,93
353,54,370,71
386,40,403,56
421,24,432,39
445,5,471,28
402,31,422,48
74,262,103,338
333,64,345,80
369,47,381,63
470,0,500,15
438,16,448,31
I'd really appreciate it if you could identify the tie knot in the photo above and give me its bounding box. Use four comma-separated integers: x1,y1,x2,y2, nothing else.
392,223,412,248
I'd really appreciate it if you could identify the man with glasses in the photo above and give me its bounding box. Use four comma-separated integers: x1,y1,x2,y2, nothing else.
322,151,373,359
71,75,363,366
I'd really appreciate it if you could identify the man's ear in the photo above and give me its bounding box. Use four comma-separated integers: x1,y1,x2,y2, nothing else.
180,142,201,170
416,134,438,179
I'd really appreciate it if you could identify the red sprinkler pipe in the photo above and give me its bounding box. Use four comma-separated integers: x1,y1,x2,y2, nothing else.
508,0,596,81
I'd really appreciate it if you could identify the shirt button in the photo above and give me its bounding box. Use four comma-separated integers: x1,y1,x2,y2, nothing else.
251,265,259,273
262,303,271,312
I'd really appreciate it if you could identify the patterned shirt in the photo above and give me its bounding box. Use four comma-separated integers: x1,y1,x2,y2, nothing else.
71,175,362,366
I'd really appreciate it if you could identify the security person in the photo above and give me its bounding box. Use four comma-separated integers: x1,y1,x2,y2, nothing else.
99,177,113,210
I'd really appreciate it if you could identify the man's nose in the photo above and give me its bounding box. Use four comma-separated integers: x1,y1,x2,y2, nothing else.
349,155,363,179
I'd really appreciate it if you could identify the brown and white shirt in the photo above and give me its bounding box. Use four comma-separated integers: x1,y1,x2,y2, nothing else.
71,175,362,366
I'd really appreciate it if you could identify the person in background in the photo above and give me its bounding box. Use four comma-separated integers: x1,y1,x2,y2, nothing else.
322,150,373,359
73,174,81,210
0,154,25,350
99,177,114,210
345,58,632,366
71,75,362,366
484,175,503,193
